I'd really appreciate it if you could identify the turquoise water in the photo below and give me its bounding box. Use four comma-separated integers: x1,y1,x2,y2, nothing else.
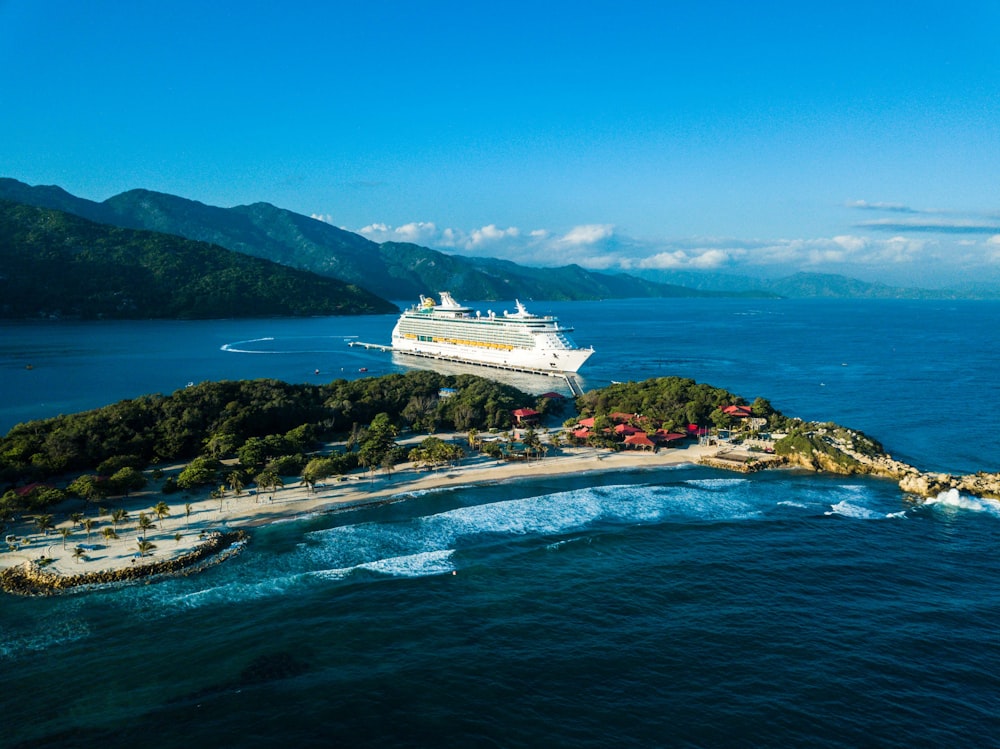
2,299,999,747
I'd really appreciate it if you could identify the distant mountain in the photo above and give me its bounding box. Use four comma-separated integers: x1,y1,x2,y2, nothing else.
0,179,755,302
758,272,957,299
0,200,397,319
7,177,982,301
629,269,982,299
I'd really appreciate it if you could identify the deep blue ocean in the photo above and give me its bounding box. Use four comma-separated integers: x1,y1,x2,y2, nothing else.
2,299,999,748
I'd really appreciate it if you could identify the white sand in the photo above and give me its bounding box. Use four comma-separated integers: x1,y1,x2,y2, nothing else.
1,441,722,578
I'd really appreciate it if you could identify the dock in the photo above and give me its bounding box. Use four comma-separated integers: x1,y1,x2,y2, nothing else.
350,341,586,397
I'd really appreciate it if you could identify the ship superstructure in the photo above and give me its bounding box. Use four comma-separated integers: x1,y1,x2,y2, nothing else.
390,292,593,373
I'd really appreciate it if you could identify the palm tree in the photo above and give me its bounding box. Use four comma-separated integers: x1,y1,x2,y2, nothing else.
227,472,244,498
111,508,129,532
102,526,118,544
136,512,155,540
72,546,87,563
254,469,280,502
58,527,72,549
136,539,156,558
381,453,396,481
82,517,95,540
174,532,183,545
152,501,170,529
34,514,54,536
185,503,193,527
70,512,84,528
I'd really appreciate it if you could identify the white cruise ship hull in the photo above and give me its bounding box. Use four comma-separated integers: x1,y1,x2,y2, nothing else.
391,333,593,373
388,292,594,375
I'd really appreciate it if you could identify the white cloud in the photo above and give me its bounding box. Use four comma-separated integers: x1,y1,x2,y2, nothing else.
635,248,733,270
988,235,1000,262
337,212,1000,285
469,224,520,247
358,221,440,244
558,224,615,246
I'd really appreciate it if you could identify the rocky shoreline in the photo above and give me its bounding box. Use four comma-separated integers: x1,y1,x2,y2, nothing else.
0,530,249,596
773,423,1000,501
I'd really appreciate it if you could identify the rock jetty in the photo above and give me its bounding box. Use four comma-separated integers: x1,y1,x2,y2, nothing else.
0,530,248,596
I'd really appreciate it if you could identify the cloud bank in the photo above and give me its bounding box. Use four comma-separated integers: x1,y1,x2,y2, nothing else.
310,199,1000,286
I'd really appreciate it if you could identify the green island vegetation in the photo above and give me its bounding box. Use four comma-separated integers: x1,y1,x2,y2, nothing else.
570,376,791,447
772,422,888,471
0,371,536,523
0,372,903,533
0,199,396,319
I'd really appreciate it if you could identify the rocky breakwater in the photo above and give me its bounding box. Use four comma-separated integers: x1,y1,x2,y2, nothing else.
0,530,249,596
774,421,1000,501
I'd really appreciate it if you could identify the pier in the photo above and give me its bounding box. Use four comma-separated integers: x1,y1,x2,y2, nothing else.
348,341,393,353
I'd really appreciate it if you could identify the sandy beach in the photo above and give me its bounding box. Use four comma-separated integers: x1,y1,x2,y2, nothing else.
1,440,727,585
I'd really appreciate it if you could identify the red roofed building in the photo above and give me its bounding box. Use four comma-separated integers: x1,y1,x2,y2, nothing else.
608,412,636,424
512,408,540,425
653,430,687,445
577,417,596,428
614,423,641,436
540,392,565,400
721,404,753,418
572,428,591,440
623,433,655,451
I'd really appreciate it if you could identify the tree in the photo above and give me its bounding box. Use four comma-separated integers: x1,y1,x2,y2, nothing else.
176,456,221,490
408,436,464,470
136,539,156,558
110,466,147,498
73,546,87,563
254,469,282,502
111,508,129,532
152,501,170,529
82,517,95,540
185,502,193,526
34,514,54,535
137,512,155,539
227,471,245,497
59,526,72,548
102,526,118,543
381,452,396,481
301,457,332,493
67,474,110,513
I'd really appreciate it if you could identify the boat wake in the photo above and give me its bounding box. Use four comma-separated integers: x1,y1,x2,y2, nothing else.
220,335,356,354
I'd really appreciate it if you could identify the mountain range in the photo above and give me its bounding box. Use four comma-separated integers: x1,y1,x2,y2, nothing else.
0,178,745,305
0,178,986,311
0,200,395,319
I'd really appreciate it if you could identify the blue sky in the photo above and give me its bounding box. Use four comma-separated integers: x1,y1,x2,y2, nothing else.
2,1,999,287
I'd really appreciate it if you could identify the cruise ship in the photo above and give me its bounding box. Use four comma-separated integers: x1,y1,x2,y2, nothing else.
390,292,594,373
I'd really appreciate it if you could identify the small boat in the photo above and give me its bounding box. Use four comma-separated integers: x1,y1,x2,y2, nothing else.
358,367,368,372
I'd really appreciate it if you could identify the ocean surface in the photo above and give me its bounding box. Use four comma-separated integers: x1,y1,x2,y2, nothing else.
2,299,999,747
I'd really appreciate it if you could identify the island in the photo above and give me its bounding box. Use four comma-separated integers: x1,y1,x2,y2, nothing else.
2,372,998,595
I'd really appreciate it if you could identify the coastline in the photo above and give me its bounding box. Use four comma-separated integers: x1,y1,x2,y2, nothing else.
0,442,726,595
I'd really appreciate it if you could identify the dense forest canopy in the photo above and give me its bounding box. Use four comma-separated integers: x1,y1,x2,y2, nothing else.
0,199,396,319
575,377,788,432
0,371,538,516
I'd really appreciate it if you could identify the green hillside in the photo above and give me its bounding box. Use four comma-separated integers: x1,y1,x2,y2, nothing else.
0,200,397,319
0,179,738,301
